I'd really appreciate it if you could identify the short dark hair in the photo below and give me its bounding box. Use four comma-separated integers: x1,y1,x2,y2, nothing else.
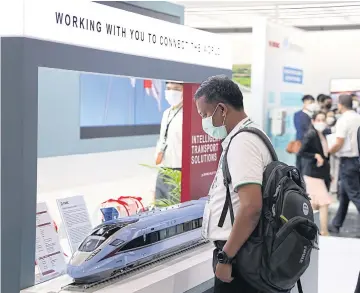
302,95,314,102
194,75,243,110
317,94,325,103
338,94,353,109
312,111,326,120
323,95,332,102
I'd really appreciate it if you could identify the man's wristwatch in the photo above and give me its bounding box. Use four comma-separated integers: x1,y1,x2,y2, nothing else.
217,250,234,264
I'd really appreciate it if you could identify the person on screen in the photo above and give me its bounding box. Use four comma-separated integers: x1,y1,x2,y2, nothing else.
154,81,184,201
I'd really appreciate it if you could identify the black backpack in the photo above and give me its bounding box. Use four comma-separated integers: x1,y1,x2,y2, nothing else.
218,127,319,293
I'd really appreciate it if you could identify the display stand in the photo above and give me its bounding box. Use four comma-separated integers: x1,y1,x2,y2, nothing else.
21,212,319,293
1,2,322,293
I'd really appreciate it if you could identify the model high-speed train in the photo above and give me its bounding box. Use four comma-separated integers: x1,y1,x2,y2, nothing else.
67,198,207,283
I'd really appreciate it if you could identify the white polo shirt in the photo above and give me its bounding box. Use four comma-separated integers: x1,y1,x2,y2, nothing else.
155,106,183,168
202,118,272,241
335,110,360,158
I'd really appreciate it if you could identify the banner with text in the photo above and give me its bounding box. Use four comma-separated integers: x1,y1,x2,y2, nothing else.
181,84,222,202
0,0,232,69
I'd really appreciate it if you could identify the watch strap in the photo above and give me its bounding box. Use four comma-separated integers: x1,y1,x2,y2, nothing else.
217,250,233,264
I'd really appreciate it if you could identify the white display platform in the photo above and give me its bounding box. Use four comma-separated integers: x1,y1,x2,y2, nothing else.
21,243,215,293
21,214,320,293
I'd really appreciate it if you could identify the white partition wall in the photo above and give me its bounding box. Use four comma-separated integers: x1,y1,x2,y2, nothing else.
251,18,307,166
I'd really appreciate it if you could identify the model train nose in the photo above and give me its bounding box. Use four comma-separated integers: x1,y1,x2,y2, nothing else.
67,264,85,280
67,264,101,283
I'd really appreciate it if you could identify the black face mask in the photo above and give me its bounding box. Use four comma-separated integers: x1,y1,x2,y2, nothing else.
325,103,332,110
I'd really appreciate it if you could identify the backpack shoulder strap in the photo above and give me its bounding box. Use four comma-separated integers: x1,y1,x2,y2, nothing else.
218,126,278,228
222,127,278,186
297,279,303,293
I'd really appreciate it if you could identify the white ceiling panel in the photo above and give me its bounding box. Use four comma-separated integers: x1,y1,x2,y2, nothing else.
174,1,360,28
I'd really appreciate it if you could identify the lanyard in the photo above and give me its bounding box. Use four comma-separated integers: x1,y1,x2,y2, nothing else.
163,106,182,143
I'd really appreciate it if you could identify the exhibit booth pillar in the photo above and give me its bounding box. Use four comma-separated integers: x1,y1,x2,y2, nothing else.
0,1,232,292
251,17,306,166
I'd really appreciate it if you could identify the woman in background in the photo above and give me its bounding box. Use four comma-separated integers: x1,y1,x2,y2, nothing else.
299,111,332,235
326,110,336,130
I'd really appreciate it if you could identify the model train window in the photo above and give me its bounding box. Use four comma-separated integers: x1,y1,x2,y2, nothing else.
78,236,106,252
159,229,167,240
121,236,146,251
183,221,192,232
176,223,184,234
168,226,176,237
192,218,202,229
120,218,203,252
93,226,122,239
145,231,159,245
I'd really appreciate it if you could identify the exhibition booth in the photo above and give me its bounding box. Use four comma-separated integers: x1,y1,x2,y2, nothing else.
1,1,319,293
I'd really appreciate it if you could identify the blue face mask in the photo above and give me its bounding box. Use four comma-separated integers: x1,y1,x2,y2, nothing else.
201,105,228,140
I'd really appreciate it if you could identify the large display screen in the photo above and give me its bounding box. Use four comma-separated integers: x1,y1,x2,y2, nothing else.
79,73,170,139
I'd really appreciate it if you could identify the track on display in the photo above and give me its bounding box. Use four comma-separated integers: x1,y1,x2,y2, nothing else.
61,239,210,292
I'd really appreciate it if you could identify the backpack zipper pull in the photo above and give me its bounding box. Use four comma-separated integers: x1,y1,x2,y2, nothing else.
274,185,281,198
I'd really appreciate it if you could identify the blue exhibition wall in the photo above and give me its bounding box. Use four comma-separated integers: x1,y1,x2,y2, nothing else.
265,91,303,166
37,67,159,158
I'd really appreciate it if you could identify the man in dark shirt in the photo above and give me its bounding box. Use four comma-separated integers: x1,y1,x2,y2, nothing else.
293,95,315,171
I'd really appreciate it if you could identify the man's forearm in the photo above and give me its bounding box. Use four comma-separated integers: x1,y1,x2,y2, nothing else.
223,205,261,258
329,143,341,154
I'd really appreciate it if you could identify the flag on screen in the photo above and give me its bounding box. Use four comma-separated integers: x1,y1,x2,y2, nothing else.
144,79,162,111
144,79,152,95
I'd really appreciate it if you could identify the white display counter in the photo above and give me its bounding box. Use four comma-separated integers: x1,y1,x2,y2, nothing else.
21,213,319,293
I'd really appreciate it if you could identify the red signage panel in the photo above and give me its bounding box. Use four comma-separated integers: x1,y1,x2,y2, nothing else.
181,83,222,202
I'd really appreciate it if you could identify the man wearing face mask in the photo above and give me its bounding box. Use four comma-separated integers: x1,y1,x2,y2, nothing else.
293,95,316,171
322,96,333,113
154,81,183,201
328,94,360,233
195,75,272,293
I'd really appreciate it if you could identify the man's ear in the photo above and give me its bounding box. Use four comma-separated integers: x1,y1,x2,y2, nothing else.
218,103,228,116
